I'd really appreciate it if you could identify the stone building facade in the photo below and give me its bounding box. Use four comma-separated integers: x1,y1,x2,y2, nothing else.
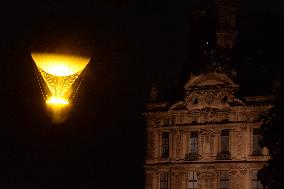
143,67,273,189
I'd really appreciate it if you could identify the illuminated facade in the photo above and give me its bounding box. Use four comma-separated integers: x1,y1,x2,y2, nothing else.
144,0,273,188
144,67,272,189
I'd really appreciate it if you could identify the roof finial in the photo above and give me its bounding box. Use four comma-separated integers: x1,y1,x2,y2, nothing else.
149,84,159,102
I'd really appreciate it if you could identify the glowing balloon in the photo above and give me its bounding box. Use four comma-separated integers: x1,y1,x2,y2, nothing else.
32,52,90,106
32,53,90,76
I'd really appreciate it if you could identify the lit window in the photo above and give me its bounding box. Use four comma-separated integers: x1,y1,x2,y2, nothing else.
253,128,262,155
220,172,229,189
162,132,169,158
189,131,198,154
252,170,263,189
187,172,198,189
221,130,229,152
160,173,168,189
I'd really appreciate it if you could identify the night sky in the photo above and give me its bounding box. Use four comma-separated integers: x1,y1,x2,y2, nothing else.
1,1,284,188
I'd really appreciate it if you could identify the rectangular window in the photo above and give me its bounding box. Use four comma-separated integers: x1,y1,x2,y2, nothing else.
252,170,263,189
220,172,229,189
187,172,198,189
253,128,262,155
160,173,168,189
190,131,198,154
221,130,229,152
162,132,169,158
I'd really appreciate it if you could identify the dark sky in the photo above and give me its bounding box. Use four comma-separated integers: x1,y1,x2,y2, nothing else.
1,0,284,188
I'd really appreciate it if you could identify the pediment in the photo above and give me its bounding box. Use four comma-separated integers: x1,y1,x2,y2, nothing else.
169,101,185,110
185,72,239,90
196,79,226,86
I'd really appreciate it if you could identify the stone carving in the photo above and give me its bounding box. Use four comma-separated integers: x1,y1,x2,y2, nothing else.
175,129,182,156
200,130,215,155
198,172,215,189
201,107,217,123
230,169,245,189
186,84,237,111
240,169,247,175
146,118,160,128
232,127,242,156
149,87,159,102
144,59,272,189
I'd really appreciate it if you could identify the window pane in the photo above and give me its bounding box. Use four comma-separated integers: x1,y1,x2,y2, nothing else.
190,131,198,153
221,130,229,136
257,181,263,189
253,128,262,155
252,170,263,189
193,172,198,180
252,170,257,179
191,131,198,137
220,172,229,189
187,172,198,189
221,136,229,152
221,130,229,152
162,133,169,158
160,173,168,189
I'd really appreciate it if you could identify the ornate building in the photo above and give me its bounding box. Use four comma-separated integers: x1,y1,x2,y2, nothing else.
144,66,272,189
143,0,273,189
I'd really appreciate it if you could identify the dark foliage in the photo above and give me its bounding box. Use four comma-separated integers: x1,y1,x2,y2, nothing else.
259,78,284,188
257,14,284,189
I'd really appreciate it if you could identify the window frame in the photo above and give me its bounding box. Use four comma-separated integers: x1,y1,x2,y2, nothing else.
220,129,230,153
160,172,169,189
251,170,263,189
161,132,169,158
189,131,199,154
187,171,198,189
252,128,262,155
219,171,230,189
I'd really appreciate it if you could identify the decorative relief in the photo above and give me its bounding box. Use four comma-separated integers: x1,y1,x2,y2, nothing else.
146,118,160,128
200,130,216,155
229,170,238,176
233,127,243,156
205,93,214,104
239,123,247,129
239,169,247,175
230,169,245,189
201,108,217,123
144,68,273,189
197,172,215,189
175,129,182,156
186,85,236,111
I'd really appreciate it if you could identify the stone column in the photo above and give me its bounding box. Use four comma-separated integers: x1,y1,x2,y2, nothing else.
154,131,160,159
153,171,159,189
183,131,189,158
172,129,178,160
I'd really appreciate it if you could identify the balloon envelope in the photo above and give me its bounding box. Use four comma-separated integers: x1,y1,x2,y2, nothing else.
31,53,90,76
